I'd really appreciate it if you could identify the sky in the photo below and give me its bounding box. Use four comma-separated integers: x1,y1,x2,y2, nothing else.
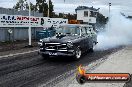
0,0,132,16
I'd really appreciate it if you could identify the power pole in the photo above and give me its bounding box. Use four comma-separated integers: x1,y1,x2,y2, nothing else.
108,3,111,30
28,0,32,47
47,0,50,17
109,3,111,17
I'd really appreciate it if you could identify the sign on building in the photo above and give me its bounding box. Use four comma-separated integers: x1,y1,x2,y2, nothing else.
46,18,68,28
0,14,68,28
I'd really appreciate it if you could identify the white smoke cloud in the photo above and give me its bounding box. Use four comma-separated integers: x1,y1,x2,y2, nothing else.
94,11,132,50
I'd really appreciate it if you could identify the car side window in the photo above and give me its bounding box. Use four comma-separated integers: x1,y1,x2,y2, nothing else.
81,27,86,36
75,27,80,35
89,27,96,35
86,27,91,36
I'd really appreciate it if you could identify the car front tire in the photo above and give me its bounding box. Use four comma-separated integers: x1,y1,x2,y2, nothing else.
74,47,82,60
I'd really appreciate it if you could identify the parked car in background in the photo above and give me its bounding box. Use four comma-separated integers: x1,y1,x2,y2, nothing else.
36,27,56,40
38,24,98,60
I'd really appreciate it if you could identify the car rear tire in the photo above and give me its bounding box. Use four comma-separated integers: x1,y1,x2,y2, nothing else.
74,47,82,60
89,48,94,53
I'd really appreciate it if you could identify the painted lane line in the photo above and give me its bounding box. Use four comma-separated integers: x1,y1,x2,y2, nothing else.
0,50,39,58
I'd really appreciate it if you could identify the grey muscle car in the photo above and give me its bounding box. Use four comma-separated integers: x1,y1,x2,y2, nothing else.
38,24,97,60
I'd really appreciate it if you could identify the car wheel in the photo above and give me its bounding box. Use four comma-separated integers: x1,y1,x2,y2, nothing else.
41,54,48,60
74,47,82,60
89,47,94,53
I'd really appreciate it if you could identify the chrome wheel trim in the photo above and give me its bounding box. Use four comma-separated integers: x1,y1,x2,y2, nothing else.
75,48,81,59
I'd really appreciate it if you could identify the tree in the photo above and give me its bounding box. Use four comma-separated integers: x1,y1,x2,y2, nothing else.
52,12,59,18
25,2,37,11
96,13,108,29
36,0,47,16
59,13,63,18
13,0,36,11
36,0,54,17
66,13,76,20
49,0,54,17
13,0,27,10
96,13,108,24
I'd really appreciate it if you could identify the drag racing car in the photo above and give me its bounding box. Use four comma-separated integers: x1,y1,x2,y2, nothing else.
38,24,97,60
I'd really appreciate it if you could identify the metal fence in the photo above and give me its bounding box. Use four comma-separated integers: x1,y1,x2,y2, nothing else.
0,27,43,42
0,7,43,42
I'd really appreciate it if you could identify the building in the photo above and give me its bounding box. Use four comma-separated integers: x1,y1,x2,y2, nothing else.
0,7,43,42
0,7,68,42
75,6,99,25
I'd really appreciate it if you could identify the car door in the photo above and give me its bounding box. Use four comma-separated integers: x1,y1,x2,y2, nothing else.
80,27,88,52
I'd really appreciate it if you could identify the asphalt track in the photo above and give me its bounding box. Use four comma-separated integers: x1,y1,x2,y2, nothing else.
0,48,122,87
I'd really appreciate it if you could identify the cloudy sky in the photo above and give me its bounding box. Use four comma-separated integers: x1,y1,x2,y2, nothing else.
0,0,132,16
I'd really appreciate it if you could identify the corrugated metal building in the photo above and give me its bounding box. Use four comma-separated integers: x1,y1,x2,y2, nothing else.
0,7,43,42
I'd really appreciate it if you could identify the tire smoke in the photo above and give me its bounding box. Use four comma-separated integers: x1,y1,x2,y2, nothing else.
94,11,132,50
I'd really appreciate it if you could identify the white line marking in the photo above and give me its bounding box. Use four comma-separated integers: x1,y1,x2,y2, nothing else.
0,50,39,58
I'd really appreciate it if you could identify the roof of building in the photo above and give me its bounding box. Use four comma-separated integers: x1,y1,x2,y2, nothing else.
75,6,100,12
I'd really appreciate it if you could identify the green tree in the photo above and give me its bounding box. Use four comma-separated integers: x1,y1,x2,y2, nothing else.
96,13,108,29
36,0,54,17
59,13,63,18
96,13,108,24
67,13,76,20
13,0,36,11
25,2,37,11
52,12,59,18
13,0,27,10
36,0,47,17
49,0,54,17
